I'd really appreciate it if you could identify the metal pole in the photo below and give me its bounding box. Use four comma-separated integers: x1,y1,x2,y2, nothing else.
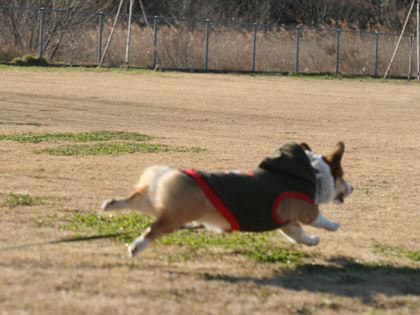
98,12,104,65
205,20,210,72
99,0,124,68
138,0,162,71
153,16,158,69
408,34,414,80
296,26,300,73
252,23,257,72
384,0,416,79
39,7,45,64
417,0,419,80
336,30,341,74
125,0,134,69
374,32,379,77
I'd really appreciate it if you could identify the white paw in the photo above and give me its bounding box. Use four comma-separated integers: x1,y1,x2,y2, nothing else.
127,243,137,258
127,237,150,258
101,198,115,211
307,235,320,246
326,221,340,231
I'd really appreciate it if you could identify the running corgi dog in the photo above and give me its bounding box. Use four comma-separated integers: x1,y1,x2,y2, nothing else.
102,142,352,257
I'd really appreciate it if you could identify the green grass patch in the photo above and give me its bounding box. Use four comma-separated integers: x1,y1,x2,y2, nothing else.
35,143,206,156
244,244,305,264
59,212,304,264
0,64,155,75
37,143,169,156
373,243,420,262
62,212,152,243
0,131,155,143
0,121,43,127
1,192,64,208
0,130,206,155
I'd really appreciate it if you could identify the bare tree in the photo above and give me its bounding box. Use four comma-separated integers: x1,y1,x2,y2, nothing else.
0,0,118,62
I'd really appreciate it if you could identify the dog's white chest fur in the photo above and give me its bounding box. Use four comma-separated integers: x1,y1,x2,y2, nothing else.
304,150,335,204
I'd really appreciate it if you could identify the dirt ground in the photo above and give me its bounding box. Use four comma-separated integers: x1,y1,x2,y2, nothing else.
0,69,420,314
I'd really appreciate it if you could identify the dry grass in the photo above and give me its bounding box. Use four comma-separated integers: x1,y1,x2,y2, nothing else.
0,69,420,314
98,22,414,76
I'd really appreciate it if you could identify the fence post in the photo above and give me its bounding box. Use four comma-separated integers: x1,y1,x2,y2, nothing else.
98,12,104,65
252,23,257,72
417,0,419,81
153,16,158,69
39,7,45,64
295,26,300,73
408,34,414,79
374,32,379,77
205,20,210,72
125,0,134,69
335,30,341,74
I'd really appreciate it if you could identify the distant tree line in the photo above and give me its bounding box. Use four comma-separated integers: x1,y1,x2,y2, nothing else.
1,0,416,32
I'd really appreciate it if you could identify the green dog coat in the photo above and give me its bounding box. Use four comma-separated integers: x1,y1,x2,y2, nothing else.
184,142,317,232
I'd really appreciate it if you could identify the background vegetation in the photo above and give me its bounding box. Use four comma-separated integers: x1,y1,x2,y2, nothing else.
2,0,415,32
0,0,417,76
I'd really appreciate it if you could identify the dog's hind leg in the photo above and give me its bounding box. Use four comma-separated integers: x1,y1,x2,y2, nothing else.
102,166,172,213
280,222,320,246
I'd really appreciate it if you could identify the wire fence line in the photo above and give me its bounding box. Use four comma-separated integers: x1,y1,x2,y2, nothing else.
0,5,417,78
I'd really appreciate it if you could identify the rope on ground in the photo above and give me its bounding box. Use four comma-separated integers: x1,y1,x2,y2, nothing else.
0,231,138,252
0,225,204,252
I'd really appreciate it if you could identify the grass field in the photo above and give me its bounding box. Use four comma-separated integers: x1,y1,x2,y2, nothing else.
0,66,420,314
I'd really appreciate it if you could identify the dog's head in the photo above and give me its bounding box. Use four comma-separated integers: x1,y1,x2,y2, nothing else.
301,142,352,204
322,142,352,204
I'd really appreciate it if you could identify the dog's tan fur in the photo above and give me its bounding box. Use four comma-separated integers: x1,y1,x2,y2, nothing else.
102,142,351,257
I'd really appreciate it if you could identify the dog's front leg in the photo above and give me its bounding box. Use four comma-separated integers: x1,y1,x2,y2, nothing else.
309,212,340,231
128,227,152,257
280,222,320,246
128,216,178,257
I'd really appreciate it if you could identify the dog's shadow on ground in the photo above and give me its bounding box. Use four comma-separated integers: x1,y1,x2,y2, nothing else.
200,258,420,301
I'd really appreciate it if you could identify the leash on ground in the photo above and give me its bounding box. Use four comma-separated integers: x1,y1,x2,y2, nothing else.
0,225,206,252
0,231,138,252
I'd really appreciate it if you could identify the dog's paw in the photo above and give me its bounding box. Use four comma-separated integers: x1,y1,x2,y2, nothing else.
127,236,150,257
101,198,115,211
307,235,320,246
326,221,340,231
127,243,137,258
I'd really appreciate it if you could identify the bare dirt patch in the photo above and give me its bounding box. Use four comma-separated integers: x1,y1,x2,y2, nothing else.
1,69,420,314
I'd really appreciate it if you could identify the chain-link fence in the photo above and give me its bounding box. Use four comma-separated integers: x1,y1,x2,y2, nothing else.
0,5,417,78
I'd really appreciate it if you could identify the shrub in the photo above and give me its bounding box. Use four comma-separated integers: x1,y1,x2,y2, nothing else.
11,55,49,66
0,45,23,63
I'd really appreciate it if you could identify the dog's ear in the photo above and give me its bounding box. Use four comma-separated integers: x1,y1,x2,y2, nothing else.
324,142,345,173
300,142,312,151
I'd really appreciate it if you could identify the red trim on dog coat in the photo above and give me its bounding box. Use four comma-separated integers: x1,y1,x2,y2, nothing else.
183,168,240,232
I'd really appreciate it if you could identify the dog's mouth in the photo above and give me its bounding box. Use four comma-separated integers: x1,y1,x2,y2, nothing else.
334,193,345,204
334,181,353,204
